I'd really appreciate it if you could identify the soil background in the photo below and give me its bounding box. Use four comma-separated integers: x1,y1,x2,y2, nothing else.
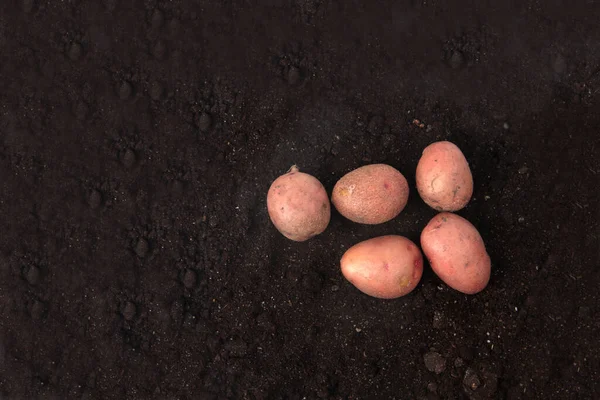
0,1,599,399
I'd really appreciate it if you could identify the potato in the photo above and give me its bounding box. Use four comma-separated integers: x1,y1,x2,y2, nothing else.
420,212,491,294
267,165,330,241
416,141,473,211
340,235,423,299
331,164,409,224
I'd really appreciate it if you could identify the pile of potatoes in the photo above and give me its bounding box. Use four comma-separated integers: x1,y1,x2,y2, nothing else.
267,141,491,298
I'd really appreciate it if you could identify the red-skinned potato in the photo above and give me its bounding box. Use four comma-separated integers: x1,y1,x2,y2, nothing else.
420,212,491,294
416,141,473,211
332,164,409,224
267,165,330,242
340,235,423,299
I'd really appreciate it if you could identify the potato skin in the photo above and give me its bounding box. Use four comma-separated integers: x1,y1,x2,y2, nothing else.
416,141,473,211
420,213,490,294
267,166,330,242
340,235,423,299
331,164,409,224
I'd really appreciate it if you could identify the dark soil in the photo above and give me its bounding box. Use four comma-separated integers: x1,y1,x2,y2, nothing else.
1,1,599,399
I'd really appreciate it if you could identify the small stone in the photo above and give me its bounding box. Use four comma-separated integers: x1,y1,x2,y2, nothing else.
135,238,149,258
503,122,510,130
331,285,339,292
22,0,34,13
449,50,464,69
122,148,136,168
518,217,525,223
150,81,163,100
518,166,529,174
151,9,164,29
68,42,83,61
121,301,136,321
25,265,40,285
424,352,446,374
427,382,438,393
287,66,300,85
152,40,166,60
208,215,218,228
463,368,481,391
118,81,133,100
197,112,212,132
183,269,197,289
88,190,102,209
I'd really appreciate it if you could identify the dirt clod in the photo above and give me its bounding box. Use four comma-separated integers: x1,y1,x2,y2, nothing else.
424,352,446,374
135,238,149,258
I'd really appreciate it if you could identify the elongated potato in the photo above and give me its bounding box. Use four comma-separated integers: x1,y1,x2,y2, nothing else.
420,213,490,294
416,141,473,211
267,165,330,241
332,164,409,224
340,235,423,299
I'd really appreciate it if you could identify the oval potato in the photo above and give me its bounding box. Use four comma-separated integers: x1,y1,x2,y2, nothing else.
416,141,473,211
267,165,330,241
420,212,490,294
332,164,409,224
341,235,423,299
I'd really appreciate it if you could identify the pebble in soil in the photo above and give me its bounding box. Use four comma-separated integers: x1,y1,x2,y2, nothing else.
424,351,446,374
121,301,137,321
134,238,149,258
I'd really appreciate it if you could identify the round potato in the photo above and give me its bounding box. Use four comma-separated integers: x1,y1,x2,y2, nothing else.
420,212,490,294
267,165,331,242
416,141,473,211
267,165,330,242
340,235,423,299
331,164,409,224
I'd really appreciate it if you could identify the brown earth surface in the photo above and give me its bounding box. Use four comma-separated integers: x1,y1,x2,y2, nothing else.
0,1,599,399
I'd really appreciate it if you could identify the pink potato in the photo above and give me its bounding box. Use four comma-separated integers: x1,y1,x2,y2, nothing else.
267,165,330,241
420,212,491,294
416,141,473,211
331,164,409,224
340,235,423,299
